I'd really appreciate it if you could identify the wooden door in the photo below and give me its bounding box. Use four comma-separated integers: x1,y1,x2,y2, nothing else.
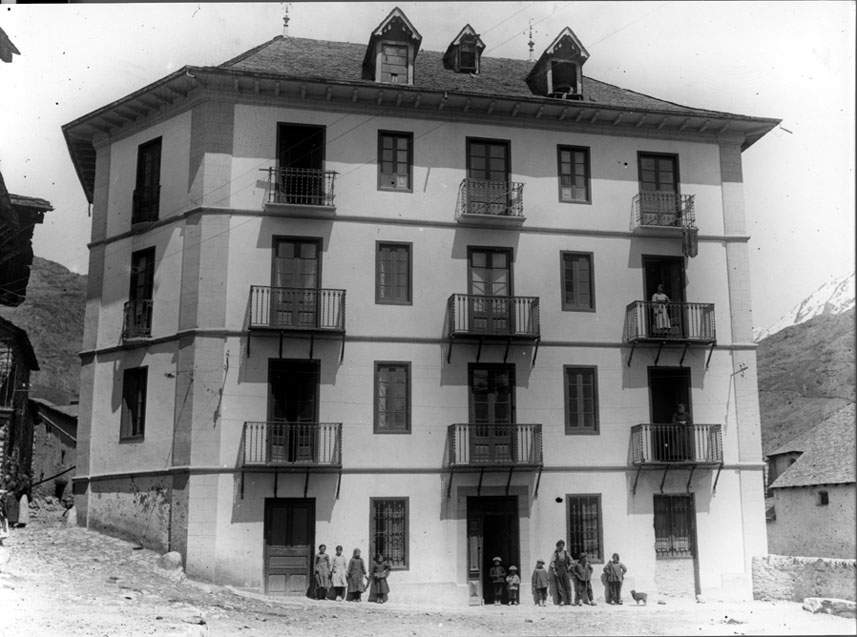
264,499,314,596
272,238,320,328
468,249,512,334
469,365,515,463
269,360,319,463
648,367,691,461
639,153,679,224
467,139,510,215
467,497,519,605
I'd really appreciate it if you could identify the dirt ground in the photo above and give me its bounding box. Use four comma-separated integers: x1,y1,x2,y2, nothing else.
0,504,854,637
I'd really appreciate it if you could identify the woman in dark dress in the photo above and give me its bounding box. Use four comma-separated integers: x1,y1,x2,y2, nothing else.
368,553,391,603
346,548,367,602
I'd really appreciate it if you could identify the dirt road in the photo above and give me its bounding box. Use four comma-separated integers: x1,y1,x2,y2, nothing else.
0,505,854,636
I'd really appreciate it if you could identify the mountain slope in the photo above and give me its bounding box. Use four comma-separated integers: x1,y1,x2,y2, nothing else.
757,308,855,455
0,256,87,404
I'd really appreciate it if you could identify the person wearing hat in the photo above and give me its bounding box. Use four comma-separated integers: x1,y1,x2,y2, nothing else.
488,556,506,605
531,559,550,606
572,552,595,606
505,565,521,605
550,540,574,605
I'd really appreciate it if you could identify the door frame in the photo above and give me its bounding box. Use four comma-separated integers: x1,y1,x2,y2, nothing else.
268,359,321,463
466,495,520,605
276,122,326,170
263,497,316,596
652,493,701,596
647,366,691,424
271,236,323,328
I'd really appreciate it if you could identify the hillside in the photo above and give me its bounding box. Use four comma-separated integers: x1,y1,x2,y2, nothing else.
0,256,87,404
757,308,855,455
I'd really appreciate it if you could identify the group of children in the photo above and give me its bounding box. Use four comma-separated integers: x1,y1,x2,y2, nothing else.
312,544,391,603
489,540,628,607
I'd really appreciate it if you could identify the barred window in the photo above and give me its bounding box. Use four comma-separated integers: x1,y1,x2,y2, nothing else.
371,498,408,569
653,494,694,558
567,494,602,561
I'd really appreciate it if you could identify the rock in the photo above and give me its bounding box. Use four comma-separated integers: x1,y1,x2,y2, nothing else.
802,597,857,618
158,551,184,571
63,506,77,527
657,600,666,605
696,594,706,604
0,546,10,570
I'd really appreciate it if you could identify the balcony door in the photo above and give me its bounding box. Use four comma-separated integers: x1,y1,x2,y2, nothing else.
648,367,691,461
468,248,512,334
638,153,680,225
269,359,320,463
272,238,321,329
467,139,510,215
643,255,685,337
469,365,515,463
128,247,155,337
277,123,325,204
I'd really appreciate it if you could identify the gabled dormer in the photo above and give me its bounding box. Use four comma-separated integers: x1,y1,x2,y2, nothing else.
362,7,422,85
443,25,485,74
526,27,590,100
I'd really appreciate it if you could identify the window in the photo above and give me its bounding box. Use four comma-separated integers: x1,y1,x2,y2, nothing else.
378,132,412,191
133,137,162,223
550,60,579,96
561,252,594,311
459,39,477,72
121,367,148,440
567,495,602,561
376,242,411,304
817,490,829,506
564,366,598,434
374,362,410,433
125,248,155,339
371,498,408,568
557,146,590,203
653,494,694,558
381,43,409,83
638,153,679,193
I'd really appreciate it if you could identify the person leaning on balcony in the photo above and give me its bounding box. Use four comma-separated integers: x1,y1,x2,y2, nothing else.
672,403,694,461
345,548,367,602
550,540,573,606
651,284,671,335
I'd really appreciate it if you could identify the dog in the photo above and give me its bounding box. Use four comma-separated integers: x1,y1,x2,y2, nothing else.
630,590,648,605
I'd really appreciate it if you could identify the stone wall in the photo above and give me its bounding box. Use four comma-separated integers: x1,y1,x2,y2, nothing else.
753,555,857,602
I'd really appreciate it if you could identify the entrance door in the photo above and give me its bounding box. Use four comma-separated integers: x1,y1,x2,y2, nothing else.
272,238,321,329
643,256,685,337
653,494,700,596
649,367,692,461
277,123,325,204
269,360,320,463
467,139,510,215
468,248,512,335
469,365,515,463
467,496,519,605
638,153,680,225
264,498,314,596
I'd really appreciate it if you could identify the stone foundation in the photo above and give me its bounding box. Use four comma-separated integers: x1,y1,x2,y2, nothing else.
753,555,857,602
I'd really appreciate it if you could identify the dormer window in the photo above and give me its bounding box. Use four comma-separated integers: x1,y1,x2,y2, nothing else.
526,27,589,100
443,25,485,74
363,7,422,85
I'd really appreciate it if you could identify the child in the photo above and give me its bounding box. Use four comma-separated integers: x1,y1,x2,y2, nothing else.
368,553,391,604
505,566,520,605
314,544,332,600
489,556,506,605
603,553,627,605
330,545,348,601
531,559,549,606
346,548,367,602
572,552,594,606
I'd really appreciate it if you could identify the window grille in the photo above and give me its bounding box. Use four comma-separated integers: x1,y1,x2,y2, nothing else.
371,498,408,568
567,495,602,561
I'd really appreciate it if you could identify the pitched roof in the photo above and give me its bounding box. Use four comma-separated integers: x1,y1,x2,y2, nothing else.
220,35,748,120
770,404,856,489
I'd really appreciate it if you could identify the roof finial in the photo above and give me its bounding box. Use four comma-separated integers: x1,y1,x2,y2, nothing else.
282,3,291,37
527,18,535,61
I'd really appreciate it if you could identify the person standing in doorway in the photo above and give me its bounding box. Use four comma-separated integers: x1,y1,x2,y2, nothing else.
672,402,694,460
489,557,506,605
550,540,573,606
651,284,671,335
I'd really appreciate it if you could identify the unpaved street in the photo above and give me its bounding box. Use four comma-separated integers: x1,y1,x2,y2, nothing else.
0,506,854,636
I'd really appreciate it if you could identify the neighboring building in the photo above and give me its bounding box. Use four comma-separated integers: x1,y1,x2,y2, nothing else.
767,404,856,559
62,9,778,604
30,398,78,500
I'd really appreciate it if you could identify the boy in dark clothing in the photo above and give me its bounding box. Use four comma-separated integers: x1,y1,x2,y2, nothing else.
603,553,627,605
572,552,595,606
531,559,549,606
550,540,574,606
489,557,506,605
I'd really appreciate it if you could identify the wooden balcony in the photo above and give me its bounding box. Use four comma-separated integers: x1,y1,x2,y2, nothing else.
631,191,695,231
630,423,723,493
122,300,153,341
456,178,525,226
263,167,337,216
624,300,716,366
446,293,540,363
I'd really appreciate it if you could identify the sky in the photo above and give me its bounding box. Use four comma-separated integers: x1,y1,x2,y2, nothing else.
0,1,854,332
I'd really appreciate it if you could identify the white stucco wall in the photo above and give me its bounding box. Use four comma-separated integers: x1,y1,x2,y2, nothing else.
768,484,857,559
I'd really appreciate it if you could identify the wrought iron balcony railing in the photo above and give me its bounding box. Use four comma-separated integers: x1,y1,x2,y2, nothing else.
448,423,543,468
264,167,336,207
242,421,342,467
625,300,715,343
447,293,540,339
249,286,345,332
457,178,525,219
122,300,153,340
132,185,160,223
631,191,695,230
631,423,723,465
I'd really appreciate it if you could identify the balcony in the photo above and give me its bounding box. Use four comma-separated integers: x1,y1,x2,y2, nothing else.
447,423,543,497
132,185,160,224
242,421,342,468
456,178,525,226
263,167,337,215
631,191,695,231
122,300,153,341
446,293,540,363
624,300,716,366
249,286,345,332
630,423,723,493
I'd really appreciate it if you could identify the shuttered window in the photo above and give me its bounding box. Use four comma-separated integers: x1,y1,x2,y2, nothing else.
378,132,412,191
374,362,410,433
653,494,694,558
567,495,602,561
121,367,148,439
565,365,598,434
561,251,594,311
133,137,161,223
371,498,408,568
557,146,590,202
381,44,409,83
376,242,411,304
